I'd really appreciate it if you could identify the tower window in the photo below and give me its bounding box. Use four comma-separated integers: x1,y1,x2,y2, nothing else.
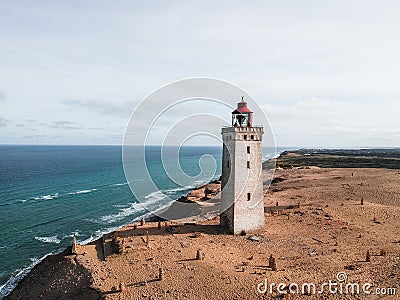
247,146,250,154
247,193,251,201
244,135,247,140
251,135,255,140
247,161,250,169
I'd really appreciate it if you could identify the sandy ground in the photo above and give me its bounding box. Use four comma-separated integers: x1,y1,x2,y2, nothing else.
7,168,400,299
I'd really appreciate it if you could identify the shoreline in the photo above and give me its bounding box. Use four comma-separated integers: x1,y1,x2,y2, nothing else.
0,178,222,299
3,148,400,299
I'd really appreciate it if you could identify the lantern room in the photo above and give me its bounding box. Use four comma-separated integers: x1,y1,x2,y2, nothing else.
232,97,253,127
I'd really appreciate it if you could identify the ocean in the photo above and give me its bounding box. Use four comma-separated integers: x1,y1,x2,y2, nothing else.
0,145,285,298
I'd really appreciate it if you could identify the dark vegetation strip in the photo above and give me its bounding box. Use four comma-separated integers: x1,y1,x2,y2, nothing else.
263,149,400,170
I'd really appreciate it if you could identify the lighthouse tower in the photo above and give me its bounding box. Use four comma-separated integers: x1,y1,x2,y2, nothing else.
220,97,265,234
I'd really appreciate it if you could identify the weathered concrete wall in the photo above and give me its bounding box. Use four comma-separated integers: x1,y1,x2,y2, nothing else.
220,140,235,233
220,126,265,234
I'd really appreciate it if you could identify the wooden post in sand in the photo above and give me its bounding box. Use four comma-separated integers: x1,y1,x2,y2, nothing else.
145,231,149,246
119,282,125,292
158,220,161,229
158,267,164,281
72,234,78,255
366,250,371,262
133,223,137,230
140,217,145,226
361,198,364,205
269,255,277,271
196,249,203,260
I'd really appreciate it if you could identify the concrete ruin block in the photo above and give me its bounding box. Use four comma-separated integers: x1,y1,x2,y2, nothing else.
71,234,78,255
270,256,277,271
119,282,125,292
158,267,164,281
268,254,274,268
366,250,371,262
196,249,204,260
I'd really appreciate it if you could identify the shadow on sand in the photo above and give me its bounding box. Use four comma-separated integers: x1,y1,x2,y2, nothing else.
113,222,225,239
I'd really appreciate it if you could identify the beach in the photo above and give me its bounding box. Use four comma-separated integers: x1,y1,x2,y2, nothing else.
5,151,400,299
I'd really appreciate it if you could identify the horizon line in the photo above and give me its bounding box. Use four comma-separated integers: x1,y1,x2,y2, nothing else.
0,144,399,150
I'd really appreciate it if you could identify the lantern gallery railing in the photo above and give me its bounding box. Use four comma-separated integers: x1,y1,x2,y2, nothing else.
221,126,264,132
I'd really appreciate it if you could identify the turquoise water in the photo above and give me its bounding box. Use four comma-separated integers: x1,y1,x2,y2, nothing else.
0,145,284,297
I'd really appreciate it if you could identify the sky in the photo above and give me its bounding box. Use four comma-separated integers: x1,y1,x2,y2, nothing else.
0,0,399,147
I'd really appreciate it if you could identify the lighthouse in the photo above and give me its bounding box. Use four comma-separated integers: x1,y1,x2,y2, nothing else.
220,97,265,234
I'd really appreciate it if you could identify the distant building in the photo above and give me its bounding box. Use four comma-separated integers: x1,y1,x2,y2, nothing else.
220,97,265,234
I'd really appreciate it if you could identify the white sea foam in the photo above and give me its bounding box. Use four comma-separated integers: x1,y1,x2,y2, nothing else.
144,190,167,201
79,226,121,245
163,185,195,194
83,218,103,224
0,253,51,299
69,188,97,195
34,235,61,244
23,187,99,204
99,202,147,224
144,184,194,201
79,234,95,245
33,193,60,201
113,182,128,186
96,186,183,225
194,179,207,185
112,204,130,208
0,182,200,298
132,201,174,222
63,232,80,239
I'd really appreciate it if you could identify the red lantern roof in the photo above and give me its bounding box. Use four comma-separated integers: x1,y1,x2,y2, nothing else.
232,98,252,114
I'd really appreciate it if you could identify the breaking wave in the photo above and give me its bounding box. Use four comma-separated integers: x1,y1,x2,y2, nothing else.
112,182,128,186
68,188,97,195
34,235,61,244
15,186,100,205
0,254,51,299
99,202,147,224
33,193,60,201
